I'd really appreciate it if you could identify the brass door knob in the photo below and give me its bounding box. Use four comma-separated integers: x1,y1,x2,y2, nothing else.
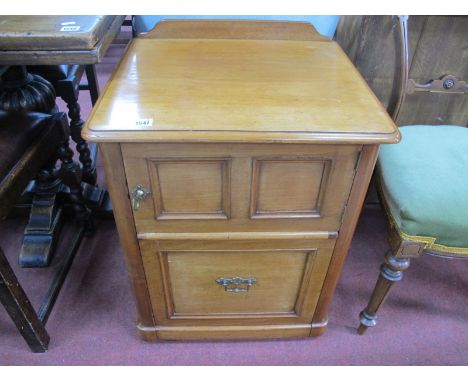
130,185,151,211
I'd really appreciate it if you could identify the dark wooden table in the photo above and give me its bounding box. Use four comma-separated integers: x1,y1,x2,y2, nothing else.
0,15,125,267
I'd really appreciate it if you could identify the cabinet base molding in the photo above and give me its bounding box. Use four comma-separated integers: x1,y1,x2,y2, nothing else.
137,320,328,341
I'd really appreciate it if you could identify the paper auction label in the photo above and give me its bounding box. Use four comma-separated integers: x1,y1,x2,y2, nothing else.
60,26,81,32
135,119,153,127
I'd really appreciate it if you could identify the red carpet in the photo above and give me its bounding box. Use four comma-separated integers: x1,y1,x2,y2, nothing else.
0,42,467,366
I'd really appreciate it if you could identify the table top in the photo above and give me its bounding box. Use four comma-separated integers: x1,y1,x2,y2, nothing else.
83,25,399,144
0,15,125,65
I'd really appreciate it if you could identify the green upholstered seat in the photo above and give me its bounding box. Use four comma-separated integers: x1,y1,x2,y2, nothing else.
377,125,468,256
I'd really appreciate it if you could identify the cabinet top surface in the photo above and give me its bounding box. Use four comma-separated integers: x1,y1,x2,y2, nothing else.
83,37,399,144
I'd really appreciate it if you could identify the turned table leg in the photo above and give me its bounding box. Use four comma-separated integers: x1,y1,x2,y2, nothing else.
39,64,111,218
63,94,97,186
19,161,64,267
0,66,65,268
0,66,56,113
56,116,92,229
358,250,411,334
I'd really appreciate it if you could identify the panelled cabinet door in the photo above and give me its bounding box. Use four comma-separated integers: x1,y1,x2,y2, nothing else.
139,239,335,328
121,143,361,235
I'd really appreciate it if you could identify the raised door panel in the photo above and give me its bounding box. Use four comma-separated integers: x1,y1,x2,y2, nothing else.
167,250,309,315
147,158,230,220
250,158,331,218
121,143,361,234
139,238,335,325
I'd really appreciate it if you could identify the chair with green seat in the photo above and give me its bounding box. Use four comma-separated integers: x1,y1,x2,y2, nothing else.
358,124,468,333
349,16,468,334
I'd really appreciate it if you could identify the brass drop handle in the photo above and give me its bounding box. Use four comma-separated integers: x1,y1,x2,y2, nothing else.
216,276,257,293
130,185,151,211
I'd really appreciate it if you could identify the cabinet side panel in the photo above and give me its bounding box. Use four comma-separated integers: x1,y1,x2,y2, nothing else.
99,143,156,329
312,144,379,327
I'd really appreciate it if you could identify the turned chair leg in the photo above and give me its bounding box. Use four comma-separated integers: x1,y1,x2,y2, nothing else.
358,250,411,334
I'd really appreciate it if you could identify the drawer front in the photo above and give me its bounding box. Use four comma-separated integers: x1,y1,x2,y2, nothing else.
122,143,360,234
139,238,334,325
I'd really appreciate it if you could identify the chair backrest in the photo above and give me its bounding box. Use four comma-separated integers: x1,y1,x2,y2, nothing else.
335,15,468,127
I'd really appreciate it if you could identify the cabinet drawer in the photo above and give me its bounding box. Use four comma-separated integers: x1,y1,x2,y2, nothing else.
139,238,334,325
122,143,360,234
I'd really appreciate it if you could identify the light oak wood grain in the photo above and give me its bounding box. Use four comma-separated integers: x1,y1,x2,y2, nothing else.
122,143,360,234
139,238,334,326
99,143,156,330
85,21,399,341
141,19,329,41
165,249,313,315
137,231,337,241
82,38,399,143
312,144,379,327
137,322,326,341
